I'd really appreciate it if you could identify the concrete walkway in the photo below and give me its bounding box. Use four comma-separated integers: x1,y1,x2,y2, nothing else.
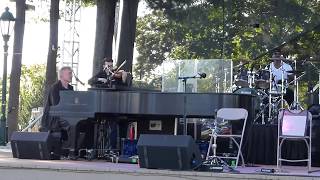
0,145,319,180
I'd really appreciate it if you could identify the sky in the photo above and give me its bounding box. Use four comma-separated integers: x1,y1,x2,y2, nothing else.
0,0,150,90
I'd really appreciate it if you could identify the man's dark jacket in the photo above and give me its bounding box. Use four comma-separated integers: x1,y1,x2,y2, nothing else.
40,81,73,132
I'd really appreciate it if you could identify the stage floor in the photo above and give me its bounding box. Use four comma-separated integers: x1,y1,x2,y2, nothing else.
0,147,320,180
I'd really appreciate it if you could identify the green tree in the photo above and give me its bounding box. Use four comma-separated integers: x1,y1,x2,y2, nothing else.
19,65,45,129
133,0,320,105
136,0,320,78
135,11,175,80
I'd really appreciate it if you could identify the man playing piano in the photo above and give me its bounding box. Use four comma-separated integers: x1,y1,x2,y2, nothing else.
88,57,130,88
40,66,81,158
40,66,74,132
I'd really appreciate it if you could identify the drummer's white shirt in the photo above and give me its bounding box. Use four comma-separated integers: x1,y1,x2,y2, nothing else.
269,62,293,81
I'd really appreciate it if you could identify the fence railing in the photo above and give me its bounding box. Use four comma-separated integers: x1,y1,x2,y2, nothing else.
21,107,43,132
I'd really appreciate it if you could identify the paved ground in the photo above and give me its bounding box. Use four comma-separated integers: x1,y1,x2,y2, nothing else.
0,146,319,180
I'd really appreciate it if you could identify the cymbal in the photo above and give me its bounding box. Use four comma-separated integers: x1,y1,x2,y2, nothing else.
233,62,248,69
286,70,304,74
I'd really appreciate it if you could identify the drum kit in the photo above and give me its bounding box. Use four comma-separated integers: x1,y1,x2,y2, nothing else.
233,58,305,124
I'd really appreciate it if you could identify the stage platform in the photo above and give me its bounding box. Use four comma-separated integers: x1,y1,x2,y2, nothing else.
0,147,320,180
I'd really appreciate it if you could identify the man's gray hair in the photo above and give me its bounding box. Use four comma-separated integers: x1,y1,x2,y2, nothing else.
59,66,72,77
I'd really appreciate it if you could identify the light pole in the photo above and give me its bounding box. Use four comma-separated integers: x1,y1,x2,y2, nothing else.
0,7,15,145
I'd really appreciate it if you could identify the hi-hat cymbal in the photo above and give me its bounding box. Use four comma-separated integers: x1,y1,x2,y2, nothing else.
233,62,249,69
286,70,304,74
233,59,251,69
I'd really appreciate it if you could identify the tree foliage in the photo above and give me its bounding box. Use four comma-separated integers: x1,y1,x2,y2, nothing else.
135,0,320,82
19,65,45,129
133,0,320,95
135,11,175,80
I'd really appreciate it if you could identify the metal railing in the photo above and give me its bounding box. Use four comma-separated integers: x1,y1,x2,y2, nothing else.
21,107,43,132
21,114,43,132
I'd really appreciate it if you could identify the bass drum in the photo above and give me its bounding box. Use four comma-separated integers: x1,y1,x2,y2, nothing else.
233,88,268,113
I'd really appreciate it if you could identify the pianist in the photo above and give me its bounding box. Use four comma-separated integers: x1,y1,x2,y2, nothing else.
40,66,79,157
40,66,74,132
88,57,130,88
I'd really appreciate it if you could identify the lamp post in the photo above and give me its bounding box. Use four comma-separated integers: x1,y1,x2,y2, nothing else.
0,7,15,145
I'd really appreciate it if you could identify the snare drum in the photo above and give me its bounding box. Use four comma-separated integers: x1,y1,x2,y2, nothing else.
269,81,287,95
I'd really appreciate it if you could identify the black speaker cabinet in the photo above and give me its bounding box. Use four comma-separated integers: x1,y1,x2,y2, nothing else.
137,134,202,170
11,131,61,160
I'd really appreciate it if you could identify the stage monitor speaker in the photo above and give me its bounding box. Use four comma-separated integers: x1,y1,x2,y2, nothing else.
137,134,202,170
11,131,61,160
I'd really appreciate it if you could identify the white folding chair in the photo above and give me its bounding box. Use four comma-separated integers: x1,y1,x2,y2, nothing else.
206,108,248,168
277,109,312,172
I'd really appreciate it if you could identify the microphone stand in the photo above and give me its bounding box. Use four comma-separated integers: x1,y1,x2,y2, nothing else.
281,60,285,110
268,67,273,124
178,74,205,135
178,76,196,93
308,61,320,105
72,70,85,86
179,76,195,136
289,59,305,110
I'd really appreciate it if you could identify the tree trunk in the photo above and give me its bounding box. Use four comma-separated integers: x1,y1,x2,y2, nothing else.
92,0,116,75
115,0,139,73
7,0,26,138
44,0,60,102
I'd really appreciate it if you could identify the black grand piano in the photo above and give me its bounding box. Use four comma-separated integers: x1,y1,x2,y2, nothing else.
49,88,256,155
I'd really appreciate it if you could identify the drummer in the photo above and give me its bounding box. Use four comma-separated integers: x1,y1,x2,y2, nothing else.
268,51,294,105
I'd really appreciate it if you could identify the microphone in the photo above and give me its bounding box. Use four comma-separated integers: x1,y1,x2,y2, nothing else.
178,72,207,80
198,72,206,79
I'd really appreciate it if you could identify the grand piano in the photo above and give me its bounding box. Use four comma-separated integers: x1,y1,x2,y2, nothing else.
49,88,257,155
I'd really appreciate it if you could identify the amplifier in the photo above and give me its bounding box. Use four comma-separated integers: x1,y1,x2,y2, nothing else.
137,134,202,170
11,131,61,160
